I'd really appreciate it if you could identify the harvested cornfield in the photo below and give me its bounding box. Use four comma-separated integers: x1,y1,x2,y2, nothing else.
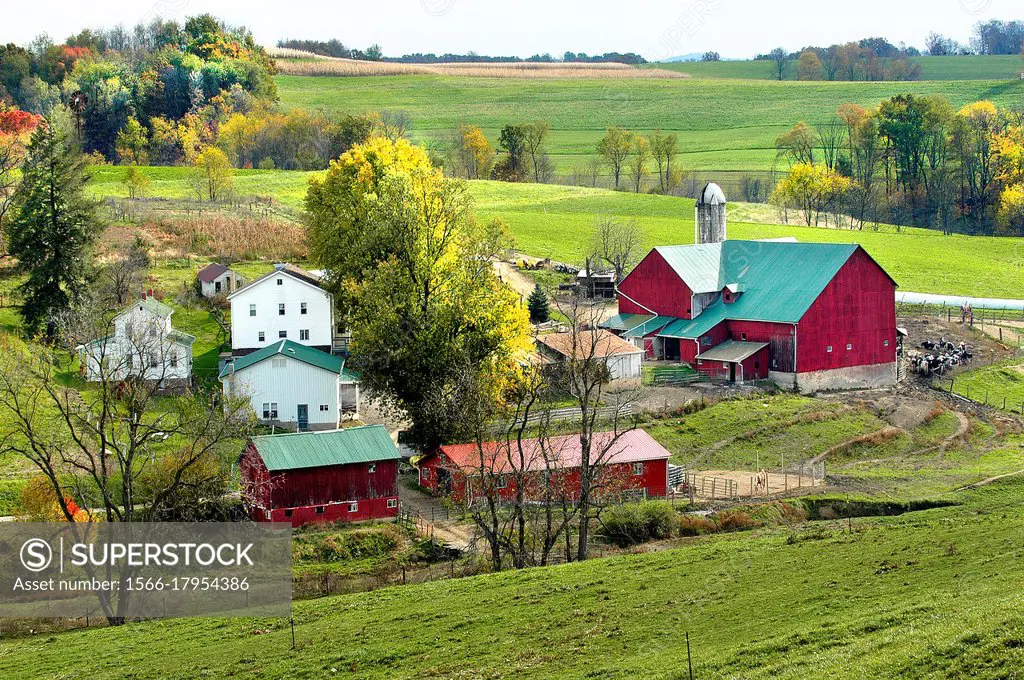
272,55,686,79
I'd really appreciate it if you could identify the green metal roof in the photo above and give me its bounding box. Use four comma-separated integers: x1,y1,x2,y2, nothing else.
251,425,400,471
601,313,653,332
219,340,346,379
622,316,676,339
654,241,865,338
696,340,769,363
169,329,196,347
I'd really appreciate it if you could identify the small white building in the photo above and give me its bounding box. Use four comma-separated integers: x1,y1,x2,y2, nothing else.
228,264,335,356
77,296,195,387
197,263,242,298
219,339,360,431
536,329,643,382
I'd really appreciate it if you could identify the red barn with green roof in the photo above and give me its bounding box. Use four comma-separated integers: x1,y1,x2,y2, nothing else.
241,425,401,526
607,240,898,392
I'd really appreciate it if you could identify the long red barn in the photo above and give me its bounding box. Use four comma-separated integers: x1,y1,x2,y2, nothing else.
418,429,671,504
241,425,401,527
606,240,897,392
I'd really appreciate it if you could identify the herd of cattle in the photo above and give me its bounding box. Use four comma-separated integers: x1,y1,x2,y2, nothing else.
908,338,973,376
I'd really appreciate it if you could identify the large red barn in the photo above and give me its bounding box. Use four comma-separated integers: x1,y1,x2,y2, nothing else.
607,239,898,392
241,425,401,527
417,430,671,504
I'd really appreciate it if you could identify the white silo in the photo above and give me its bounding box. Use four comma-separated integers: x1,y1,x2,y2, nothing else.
695,182,727,244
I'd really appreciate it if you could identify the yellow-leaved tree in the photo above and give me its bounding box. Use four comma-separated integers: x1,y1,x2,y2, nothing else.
770,162,853,226
305,137,531,448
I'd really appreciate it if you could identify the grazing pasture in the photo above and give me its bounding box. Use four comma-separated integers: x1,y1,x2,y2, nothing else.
87,168,1024,299
275,74,1024,175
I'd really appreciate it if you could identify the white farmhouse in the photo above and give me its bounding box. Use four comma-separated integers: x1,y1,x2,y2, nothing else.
197,263,243,298
219,339,360,431
77,296,195,388
228,263,335,356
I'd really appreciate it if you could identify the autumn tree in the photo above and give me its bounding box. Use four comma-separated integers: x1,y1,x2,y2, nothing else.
8,117,101,336
123,165,151,199
451,124,494,179
770,162,852,226
115,115,148,165
775,122,817,166
190,145,234,201
598,126,632,189
305,138,532,449
796,50,823,80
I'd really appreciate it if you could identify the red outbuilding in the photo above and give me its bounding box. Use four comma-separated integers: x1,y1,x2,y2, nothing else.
240,425,401,527
607,239,898,392
417,429,672,504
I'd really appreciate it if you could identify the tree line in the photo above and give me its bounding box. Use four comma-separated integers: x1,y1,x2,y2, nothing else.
769,95,1024,235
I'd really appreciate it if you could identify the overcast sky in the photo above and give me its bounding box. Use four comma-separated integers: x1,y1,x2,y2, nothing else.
2,0,1017,60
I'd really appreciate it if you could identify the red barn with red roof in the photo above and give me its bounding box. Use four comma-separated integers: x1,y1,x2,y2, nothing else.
417,430,671,503
606,240,898,392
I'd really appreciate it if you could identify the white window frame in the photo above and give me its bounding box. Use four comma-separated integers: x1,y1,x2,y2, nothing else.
278,303,286,316
300,302,307,315
300,329,310,341
846,343,853,351
348,501,358,513
368,463,377,473
249,304,256,317
258,331,265,342
826,345,833,353
496,475,508,489
632,462,644,476
387,498,398,509
278,330,287,339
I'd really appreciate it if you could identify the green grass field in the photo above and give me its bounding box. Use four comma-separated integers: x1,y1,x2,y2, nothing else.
274,74,1024,175
653,55,1024,81
3,479,1024,678
90,167,1024,299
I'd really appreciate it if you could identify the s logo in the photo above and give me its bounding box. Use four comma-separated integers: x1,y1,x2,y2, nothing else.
20,538,52,572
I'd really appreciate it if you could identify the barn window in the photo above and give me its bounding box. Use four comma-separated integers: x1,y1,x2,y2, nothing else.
387,499,398,509
826,346,833,353
272,358,287,368
316,506,325,514
279,331,288,339
259,331,265,342
884,339,890,347
262,403,270,418
249,304,256,317
301,303,308,315
632,462,644,476
496,476,508,489
348,502,358,513
278,303,286,316
319,404,329,412
284,509,293,518
741,333,747,341
277,278,283,286
846,344,853,351
300,329,310,341
368,464,377,473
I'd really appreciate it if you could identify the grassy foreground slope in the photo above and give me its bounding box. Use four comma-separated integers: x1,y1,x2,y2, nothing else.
2,480,1024,679
275,74,1024,174
90,168,1024,298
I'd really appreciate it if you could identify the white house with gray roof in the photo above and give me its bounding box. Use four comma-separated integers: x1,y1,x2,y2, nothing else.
77,295,195,387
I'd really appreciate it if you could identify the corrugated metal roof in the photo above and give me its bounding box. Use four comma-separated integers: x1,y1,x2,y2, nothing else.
434,429,671,474
622,316,676,339
197,263,229,283
696,340,769,363
654,241,861,337
252,425,400,472
219,340,346,379
538,330,643,358
601,313,653,332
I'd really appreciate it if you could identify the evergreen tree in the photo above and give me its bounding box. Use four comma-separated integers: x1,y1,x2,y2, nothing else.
527,283,550,324
8,119,101,336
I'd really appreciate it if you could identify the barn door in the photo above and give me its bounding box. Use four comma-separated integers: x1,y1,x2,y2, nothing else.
297,404,309,431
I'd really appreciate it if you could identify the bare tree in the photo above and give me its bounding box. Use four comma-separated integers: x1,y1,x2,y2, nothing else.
628,135,651,193
649,130,679,193
590,216,642,282
597,127,633,190
549,296,642,561
768,47,790,80
378,110,412,143
816,118,847,173
522,120,552,183
100,236,150,306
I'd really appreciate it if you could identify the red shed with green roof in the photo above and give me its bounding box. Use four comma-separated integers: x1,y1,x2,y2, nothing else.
608,240,897,392
241,425,401,526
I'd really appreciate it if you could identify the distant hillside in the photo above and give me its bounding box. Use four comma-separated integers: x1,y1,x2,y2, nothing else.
651,54,1024,80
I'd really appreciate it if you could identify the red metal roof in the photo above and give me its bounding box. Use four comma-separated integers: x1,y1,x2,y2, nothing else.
197,263,229,283
433,429,671,474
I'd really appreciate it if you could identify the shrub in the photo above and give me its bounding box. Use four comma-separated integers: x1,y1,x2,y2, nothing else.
715,510,760,532
678,516,717,537
600,501,677,548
